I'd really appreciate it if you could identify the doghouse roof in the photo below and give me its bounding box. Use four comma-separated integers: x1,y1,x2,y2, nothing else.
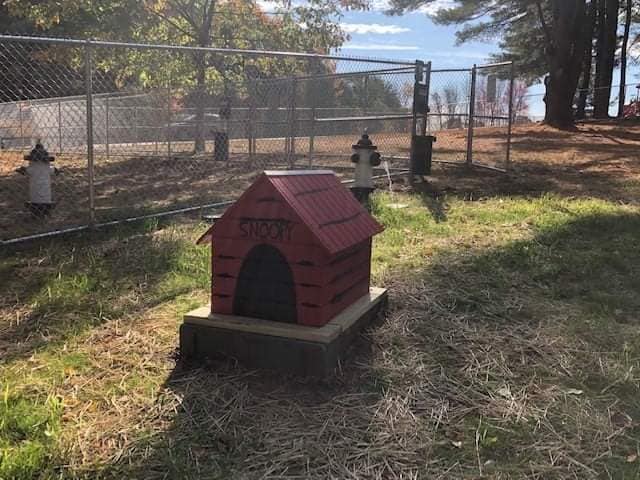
197,170,383,255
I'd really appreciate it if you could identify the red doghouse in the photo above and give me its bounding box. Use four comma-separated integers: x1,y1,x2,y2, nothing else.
197,170,384,327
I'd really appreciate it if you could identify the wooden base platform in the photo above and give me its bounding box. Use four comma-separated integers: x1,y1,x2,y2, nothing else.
180,287,388,377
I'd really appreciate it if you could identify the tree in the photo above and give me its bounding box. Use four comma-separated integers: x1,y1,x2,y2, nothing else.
618,0,633,117
542,1,591,127
387,0,591,129
143,0,219,151
142,0,363,152
443,86,463,128
576,0,597,119
593,0,619,118
511,81,530,120
0,0,148,101
430,91,444,129
2,0,146,39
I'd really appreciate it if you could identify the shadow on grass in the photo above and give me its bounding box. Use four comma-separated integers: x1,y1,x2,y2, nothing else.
87,336,386,479
426,157,640,207
81,209,640,478
0,219,210,362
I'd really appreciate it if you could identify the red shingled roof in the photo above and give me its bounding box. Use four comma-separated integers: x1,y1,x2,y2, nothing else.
197,170,383,255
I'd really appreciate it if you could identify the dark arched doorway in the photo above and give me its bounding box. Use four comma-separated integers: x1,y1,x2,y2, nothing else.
233,244,297,323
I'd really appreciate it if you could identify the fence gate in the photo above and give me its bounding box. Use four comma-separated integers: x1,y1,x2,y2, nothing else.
467,62,515,171
424,61,515,172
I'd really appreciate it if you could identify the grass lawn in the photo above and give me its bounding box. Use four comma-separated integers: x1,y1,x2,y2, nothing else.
2,122,640,478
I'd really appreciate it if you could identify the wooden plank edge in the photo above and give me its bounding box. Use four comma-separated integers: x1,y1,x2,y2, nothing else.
183,287,387,344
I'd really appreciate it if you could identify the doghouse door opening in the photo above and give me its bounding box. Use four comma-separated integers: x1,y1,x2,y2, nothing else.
233,244,297,323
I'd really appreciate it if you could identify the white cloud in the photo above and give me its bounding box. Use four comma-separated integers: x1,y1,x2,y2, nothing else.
367,0,391,10
368,0,456,14
257,0,456,15
417,0,457,15
341,43,420,51
340,23,411,34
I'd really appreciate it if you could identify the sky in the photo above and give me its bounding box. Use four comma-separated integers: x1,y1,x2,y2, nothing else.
337,2,495,69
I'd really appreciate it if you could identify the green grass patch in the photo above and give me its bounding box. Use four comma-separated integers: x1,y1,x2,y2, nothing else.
0,389,62,480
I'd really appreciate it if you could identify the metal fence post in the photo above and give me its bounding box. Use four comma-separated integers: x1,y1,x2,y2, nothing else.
105,96,110,158
308,104,316,168
411,61,422,137
466,64,477,167
422,61,431,136
133,105,138,147
410,60,424,180
18,101,24,150
58,100,63,153
247,105,254,162
84,41,96,226
505,61,515,171
363,75,369,117
288,79,297,168
167,85,172,156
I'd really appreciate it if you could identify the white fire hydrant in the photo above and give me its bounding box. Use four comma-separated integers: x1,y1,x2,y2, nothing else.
16,143,58,217
350,132,381,204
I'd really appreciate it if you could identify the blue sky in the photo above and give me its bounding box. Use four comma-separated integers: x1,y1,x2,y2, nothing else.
338,6,495,68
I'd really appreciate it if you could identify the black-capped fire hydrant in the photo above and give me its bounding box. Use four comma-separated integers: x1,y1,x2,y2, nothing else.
350,132,381,205
16,143,58,218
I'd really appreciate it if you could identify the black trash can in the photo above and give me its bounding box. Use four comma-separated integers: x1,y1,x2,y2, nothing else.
214,131,229,161
410,134,436,176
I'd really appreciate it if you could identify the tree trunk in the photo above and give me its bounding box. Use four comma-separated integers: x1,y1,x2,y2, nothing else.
618,0,633,117
545,69,579,128
575,59,593,120
576,0,597,119
543,0,588,129
194,1,216,153
593,0,619,118
194,50,207,153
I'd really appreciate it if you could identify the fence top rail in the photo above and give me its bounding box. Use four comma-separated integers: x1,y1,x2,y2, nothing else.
476,61,514,69
0,34,418,67
0,91,137,107
255,65,416,83
314,114,413,122
431,68,472,73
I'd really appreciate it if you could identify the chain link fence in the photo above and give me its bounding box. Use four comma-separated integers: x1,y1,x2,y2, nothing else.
0,35,516,244
426,62,518,171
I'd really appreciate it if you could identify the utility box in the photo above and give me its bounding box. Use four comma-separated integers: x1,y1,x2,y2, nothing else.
410,134,436,176
214,131,229,161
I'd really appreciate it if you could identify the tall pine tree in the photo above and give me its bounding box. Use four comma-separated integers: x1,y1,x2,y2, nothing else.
388,0,591,128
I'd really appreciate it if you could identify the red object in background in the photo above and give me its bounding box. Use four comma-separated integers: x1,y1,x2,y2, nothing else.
197,170,384,327
623,101,640,119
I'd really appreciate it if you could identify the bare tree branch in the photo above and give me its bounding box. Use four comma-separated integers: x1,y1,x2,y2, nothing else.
145,5,196,39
